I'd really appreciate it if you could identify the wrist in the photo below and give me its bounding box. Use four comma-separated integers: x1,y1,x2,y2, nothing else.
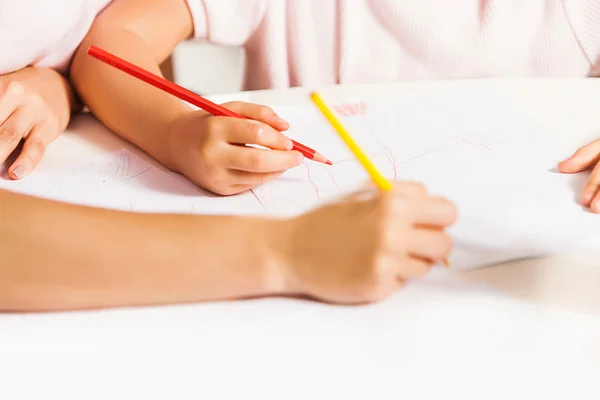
254,217,296,296
162,107,197,172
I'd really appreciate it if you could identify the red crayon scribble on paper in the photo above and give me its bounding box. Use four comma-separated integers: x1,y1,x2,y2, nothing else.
261,187,273,203
321,165,340,190
396,149,440,168
303,162,320,199
334,101,367,116
373,138,397,179
449,135,494,152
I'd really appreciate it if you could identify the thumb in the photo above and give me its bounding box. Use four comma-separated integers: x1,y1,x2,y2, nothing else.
558,139,600,173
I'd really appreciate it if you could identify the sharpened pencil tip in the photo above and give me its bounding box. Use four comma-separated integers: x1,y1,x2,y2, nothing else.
311,152,332,165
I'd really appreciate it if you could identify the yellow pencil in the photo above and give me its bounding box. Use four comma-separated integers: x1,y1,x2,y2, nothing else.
310,92,394,192
309,91,450,267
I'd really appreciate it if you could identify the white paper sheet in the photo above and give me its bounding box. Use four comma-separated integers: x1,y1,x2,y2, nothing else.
252,96,600,269
0,149,264,216
1,92,599,270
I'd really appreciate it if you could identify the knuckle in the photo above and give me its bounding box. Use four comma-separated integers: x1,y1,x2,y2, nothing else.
198,147,214,164
247,123,264,143
257,105,274,119
204,117,222,136
248,151,266,170
0,122,23,142
223,101,243,109
222,101,247,115
6,81,25,96
258,172,271,184
198,141,219,165
27,93,45,108
385,195,412,217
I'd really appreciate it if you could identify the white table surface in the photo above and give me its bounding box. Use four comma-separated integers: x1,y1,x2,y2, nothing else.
2,79,600,399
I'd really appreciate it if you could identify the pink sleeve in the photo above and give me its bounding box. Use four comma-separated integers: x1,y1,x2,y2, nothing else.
563,0,600,74
184,0,267,45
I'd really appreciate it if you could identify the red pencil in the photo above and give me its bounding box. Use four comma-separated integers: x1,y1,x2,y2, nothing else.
87,45,332,165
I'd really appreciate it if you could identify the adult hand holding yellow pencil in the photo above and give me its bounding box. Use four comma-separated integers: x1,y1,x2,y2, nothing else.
310,92,454,268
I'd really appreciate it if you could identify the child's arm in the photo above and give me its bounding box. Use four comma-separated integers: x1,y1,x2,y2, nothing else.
70,0,300,196
0,67,80,179
0,181,456,311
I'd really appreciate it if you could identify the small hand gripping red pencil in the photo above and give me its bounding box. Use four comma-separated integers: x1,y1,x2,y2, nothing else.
86,45,332,165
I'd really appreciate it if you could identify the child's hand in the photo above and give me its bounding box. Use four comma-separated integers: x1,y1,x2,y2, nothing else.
558,139,600,212
277,181,457,304
0,67,77,179
168,102,304,195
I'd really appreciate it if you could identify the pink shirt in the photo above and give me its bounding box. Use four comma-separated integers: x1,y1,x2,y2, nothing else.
0,0,111,75
2,0,600,91
186,0,600,90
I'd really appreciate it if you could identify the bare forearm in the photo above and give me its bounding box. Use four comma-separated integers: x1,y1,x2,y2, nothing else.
0,190,283,311
71,17,192,170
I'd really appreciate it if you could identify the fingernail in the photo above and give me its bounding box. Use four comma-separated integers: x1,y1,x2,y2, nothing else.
296,153,304,165
285,140,294,150
594,199,600,212
583,191,593,204
12,165,27,179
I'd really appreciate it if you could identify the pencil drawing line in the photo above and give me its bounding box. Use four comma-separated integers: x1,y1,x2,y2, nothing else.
250,188,270,213
81,167,152,193
127,154,132,175
321,165,340,190
384,150,397,179
395,148,440,168
302,162,320,199
462,138,492,152
331,158,354,165
448,135,494,152
373,138,397,179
